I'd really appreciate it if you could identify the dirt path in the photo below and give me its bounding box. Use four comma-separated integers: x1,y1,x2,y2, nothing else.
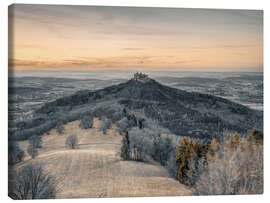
18,118,193,198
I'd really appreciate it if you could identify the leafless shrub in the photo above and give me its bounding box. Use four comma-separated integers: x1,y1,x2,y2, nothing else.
194,136,263,195
8,163,56,199
65,134,78,149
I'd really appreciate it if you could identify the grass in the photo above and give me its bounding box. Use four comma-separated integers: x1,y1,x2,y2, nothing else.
16,118,193,198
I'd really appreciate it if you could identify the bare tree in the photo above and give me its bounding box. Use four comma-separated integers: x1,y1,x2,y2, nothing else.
128,128,154,161
153,134,174,165
8,163,56,199
195,137,263,195
79,115,93,129
65,134,78,149
100,118,111,134
27,144,38,159
116,117,130,134
56,124,64,135
27,135,42,159
8,141,24,165
29,135,42,148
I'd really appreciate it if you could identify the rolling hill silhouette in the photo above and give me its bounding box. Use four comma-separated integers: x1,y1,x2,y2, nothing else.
10,76,263,141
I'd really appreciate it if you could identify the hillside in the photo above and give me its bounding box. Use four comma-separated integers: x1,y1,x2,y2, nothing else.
15,119,193,198
10,76,263,141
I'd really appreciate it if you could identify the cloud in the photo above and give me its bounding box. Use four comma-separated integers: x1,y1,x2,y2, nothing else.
122,48,146,51
9,55,198,71
12,44,48,49
8,59,43,67
190,44,255,50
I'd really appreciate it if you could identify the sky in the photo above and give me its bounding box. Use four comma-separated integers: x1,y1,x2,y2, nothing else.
8,4,263,72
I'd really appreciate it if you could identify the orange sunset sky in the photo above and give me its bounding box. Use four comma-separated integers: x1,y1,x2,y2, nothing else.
8,4,263,72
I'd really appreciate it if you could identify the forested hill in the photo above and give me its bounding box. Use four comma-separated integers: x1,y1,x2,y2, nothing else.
10,77,263,141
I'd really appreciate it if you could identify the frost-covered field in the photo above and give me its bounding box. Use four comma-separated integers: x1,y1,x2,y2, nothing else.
16,119,192,198
8,71,263,122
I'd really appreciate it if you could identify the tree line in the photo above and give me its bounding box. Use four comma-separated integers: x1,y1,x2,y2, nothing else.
120,123,263,195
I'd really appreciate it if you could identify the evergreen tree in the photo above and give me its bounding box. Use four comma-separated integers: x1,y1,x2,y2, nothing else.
226,132,240,150
175,137,208,186
120,132,130,160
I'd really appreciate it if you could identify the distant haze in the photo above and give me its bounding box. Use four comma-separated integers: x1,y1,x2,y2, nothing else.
8,5,263,72
9,70,263,80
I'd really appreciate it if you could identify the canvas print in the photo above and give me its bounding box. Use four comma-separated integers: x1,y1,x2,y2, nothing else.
8,4,263,199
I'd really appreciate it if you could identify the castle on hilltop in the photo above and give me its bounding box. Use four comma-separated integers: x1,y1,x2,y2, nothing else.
133,72,150,83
